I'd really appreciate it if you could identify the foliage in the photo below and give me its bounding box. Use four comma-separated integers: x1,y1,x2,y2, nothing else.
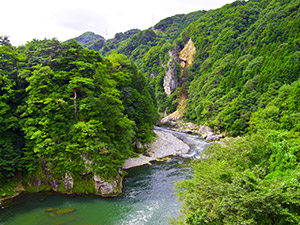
72,0,300,136
184,0,300,136
175,131,300,224
106,53,157,143
169,0,300,223
0,36,25,182
64,0,300,223
0,38,157,186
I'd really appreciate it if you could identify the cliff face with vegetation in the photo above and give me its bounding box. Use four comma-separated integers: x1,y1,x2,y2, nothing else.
77,0,299,137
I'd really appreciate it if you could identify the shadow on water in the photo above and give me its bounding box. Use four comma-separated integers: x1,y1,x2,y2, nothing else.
0,128,208,225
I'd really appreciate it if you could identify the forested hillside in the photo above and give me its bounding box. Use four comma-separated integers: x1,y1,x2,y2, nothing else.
0,37,156,196
174,0,300,223
68,31,106,51
74,0,300,223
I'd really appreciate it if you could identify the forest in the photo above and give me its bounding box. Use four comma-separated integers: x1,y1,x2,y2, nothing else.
0,37,157,195
1,0,300,223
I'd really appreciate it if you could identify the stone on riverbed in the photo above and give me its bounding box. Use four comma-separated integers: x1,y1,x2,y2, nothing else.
55,208,75,215
160,116,225,141
45,208,60,212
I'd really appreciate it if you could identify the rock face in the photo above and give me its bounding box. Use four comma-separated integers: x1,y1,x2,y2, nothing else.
163,39,195,97
163,47,180,96
179,39,196,68
161,39,223,141
64,172,74,191
49,180,61,191
161,116,224,141
94,174,123,197
22,155,123,197
135,138,151,150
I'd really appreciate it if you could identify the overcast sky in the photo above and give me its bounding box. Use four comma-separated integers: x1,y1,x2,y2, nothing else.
2,0,235,46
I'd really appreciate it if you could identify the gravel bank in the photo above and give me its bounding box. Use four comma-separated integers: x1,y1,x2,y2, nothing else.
123,129,190,169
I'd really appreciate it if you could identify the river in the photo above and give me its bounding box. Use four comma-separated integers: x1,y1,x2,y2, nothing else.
0,127,209,225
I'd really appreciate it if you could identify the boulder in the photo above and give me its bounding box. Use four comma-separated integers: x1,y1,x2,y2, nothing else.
49,180,61,191
93,174,122,197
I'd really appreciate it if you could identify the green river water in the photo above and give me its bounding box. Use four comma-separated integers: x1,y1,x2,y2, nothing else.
0,128,208,225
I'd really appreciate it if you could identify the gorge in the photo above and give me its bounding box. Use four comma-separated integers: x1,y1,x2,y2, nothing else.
1,0,300,224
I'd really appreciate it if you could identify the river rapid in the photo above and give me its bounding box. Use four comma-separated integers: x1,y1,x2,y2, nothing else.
0,127,209,225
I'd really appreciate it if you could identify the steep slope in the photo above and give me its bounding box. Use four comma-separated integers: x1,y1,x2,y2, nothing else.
99,29,140,55
72,11,206,114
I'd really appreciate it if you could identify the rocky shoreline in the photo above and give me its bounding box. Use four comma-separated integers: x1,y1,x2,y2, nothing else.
160,116,224,141
123,129,190,169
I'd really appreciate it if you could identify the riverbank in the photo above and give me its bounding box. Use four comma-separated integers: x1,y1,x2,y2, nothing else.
123,129,190,169
161,115,225,141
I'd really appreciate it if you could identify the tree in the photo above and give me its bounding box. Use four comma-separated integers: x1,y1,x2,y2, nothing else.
0,36,25,181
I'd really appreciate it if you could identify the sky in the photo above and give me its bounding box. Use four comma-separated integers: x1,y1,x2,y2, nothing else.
2,0,235,46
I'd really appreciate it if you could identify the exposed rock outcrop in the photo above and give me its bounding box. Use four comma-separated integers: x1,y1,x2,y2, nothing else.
15,153,124,198
161,39,224,141
135,138,152,150
163,39,196,120
163,47,180,96
179,39,196,68
49,180,61,191
94,174,123,197
163,39,196,98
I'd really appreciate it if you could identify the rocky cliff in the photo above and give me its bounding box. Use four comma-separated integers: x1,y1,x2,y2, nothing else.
163,39,196,97
4,160,124,200
163,47,180,96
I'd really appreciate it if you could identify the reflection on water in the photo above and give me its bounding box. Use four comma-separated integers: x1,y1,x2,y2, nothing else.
0,128,208,225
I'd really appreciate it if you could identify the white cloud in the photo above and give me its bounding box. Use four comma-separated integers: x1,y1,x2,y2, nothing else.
53,8,108,33
1,0,235,46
